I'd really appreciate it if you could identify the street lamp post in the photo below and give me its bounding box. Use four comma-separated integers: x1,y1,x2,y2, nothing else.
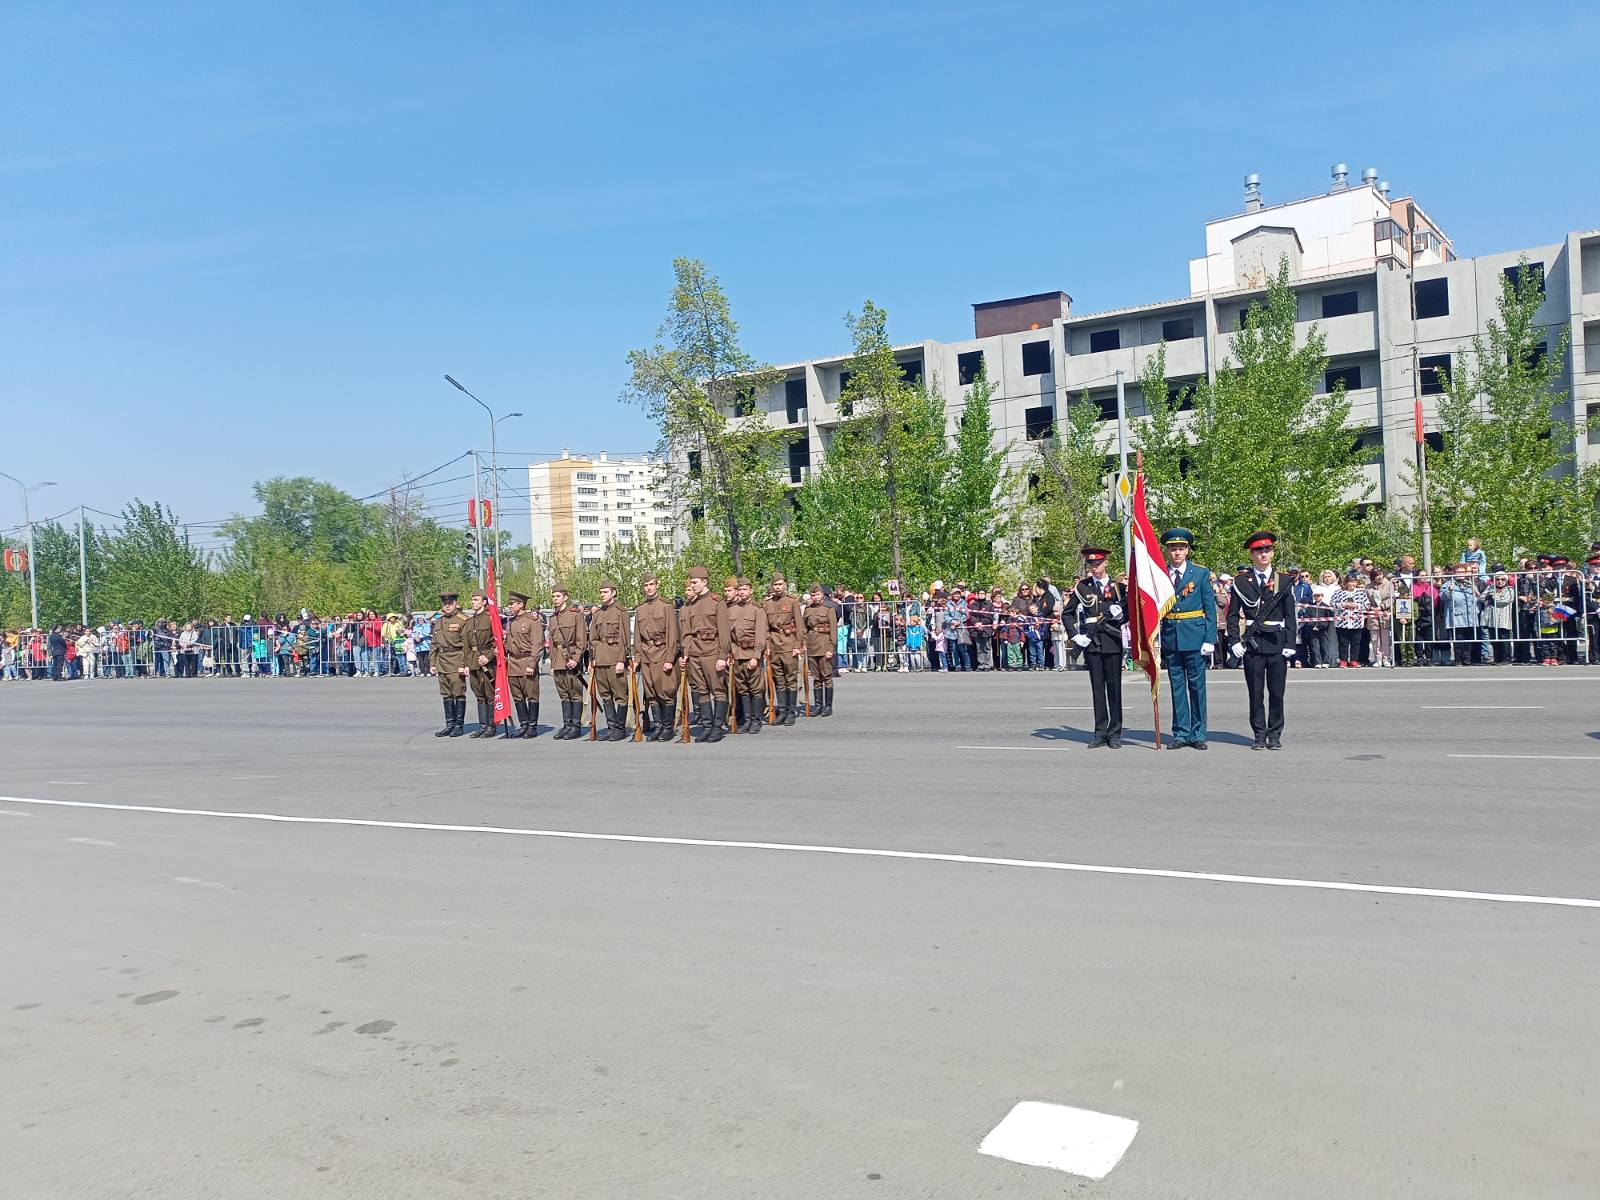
1,471,57,629
444,375,521,604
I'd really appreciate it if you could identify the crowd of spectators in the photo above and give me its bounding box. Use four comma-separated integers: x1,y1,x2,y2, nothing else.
4,542,1596,682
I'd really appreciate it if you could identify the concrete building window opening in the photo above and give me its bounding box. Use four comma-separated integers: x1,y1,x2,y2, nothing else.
1510,342,1549,370
1161,316,1196,342
1418,353,1452,396
957,350,985,386
1324,365,1362,394
1587,404,1600,447
1415,278,1450,320
898,358,924,386
1504,262,1545,296
784,377,806,423
1021,340,1052,376
1321,290,1360,319
1088,328,1121,353
1167,384,1196,413
1023,405,1054,441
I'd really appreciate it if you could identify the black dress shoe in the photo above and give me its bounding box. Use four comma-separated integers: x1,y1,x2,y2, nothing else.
1087,737,1108,749
1167,740,1190,750
1108,738,1122,748
1251,739,1266,751
1266,738,1282,750
1192,740,1208,750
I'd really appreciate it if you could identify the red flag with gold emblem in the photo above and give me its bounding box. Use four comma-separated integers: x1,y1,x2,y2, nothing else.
1126,471,1176,697
485,558,511,724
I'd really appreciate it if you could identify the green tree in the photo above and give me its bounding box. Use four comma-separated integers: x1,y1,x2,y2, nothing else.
926,364,1014,582
1031,394,1121,578
95,500,212,622
624,258,789,575
838,300,936,587
1134,342,1200,530
1141,260,1371,566
788,421,892,589
1414,260,1599,561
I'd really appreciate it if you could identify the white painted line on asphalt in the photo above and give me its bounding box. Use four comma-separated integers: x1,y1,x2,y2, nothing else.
979,1101,1138,1180
170,876,234,891
1421,705,1544,710
3,795,1598,911
0,810,34,817
65,837,119,847
47,780,89,785
956,745,1053,752
1447,754,1600,761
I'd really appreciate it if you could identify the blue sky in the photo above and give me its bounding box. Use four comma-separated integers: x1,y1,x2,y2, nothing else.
4,0,1596,544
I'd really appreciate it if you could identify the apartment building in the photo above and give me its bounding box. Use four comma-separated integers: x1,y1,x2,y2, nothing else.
525,450,673,564
725,165,1600,518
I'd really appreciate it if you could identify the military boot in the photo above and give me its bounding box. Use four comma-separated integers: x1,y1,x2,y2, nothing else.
704,700,727,743
693,701,716,743
657,702,677,741
782,689,797,726
823,685,835,716
552,701,572,739
449,697,467,736
467,700,487,737
745,694,762,734
523,701,541,738
435,697,455,737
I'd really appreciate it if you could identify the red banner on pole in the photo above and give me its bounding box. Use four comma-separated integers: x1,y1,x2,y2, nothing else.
480,500,492,528
1414,397,1424,444
466,500,478,527
484,556,511,724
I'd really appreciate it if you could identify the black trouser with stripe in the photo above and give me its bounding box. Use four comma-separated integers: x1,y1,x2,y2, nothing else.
1242,651,1287,741
1084,650,1122,740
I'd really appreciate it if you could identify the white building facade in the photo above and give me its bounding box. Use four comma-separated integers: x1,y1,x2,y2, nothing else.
723,166,1600,525
526,450,673,565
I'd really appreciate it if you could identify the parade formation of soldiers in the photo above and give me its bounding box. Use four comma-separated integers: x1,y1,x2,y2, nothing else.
426,528,1592,751
427,569,836,743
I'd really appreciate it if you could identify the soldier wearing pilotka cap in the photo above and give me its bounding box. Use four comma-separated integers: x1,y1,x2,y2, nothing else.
1228,531,1297,750
632,572,680,741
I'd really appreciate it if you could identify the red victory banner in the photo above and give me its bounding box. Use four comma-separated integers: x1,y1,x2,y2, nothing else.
484,557,512,726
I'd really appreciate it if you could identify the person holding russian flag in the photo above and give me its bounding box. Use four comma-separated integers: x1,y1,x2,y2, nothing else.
1158,528,1217,750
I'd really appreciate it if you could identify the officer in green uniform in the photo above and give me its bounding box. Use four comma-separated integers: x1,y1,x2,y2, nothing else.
1158,528,1218,750
430,592,468,737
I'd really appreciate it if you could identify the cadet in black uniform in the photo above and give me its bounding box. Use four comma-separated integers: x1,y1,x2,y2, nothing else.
1228,531,1298,749
1064,546,1127,748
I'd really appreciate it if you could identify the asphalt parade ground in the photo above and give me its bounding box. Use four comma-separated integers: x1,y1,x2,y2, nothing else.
2,667,1597,1198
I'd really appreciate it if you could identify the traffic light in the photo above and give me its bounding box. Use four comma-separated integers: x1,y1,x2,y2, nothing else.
462,527,479,564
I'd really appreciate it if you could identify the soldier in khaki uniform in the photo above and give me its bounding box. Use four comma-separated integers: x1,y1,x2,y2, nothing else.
727,577,769,734
430,592,469,737
679,565,730,743
589,580,631,742
548,584,589,740
762,573,803,728
504,590,545,738
632,572,680,742
463,588,501,738
803,582,837,717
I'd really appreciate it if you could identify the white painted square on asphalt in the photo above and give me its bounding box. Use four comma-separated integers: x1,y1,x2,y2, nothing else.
979,1100,1138,1180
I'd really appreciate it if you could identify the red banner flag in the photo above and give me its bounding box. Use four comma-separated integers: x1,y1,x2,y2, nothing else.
1125,471,1176,699
484,557,512,725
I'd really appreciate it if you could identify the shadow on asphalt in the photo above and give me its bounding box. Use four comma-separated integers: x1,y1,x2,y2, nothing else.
1031,725,1258,749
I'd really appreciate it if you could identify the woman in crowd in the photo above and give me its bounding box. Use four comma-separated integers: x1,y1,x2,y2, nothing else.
1367,567,1394,668
1440,563,1482,665
1331,573,1368,666
1311,569,1340,668
1482,567,1517,663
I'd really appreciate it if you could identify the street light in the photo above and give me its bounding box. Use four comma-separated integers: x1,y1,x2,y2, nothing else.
444,375,520,603
0,471,57,630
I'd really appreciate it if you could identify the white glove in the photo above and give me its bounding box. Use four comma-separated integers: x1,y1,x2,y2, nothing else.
1201,642,1214,654
1282,648,1296,659
1072,633,1091,648
1108,604,1123,619
1230,642,1245,659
